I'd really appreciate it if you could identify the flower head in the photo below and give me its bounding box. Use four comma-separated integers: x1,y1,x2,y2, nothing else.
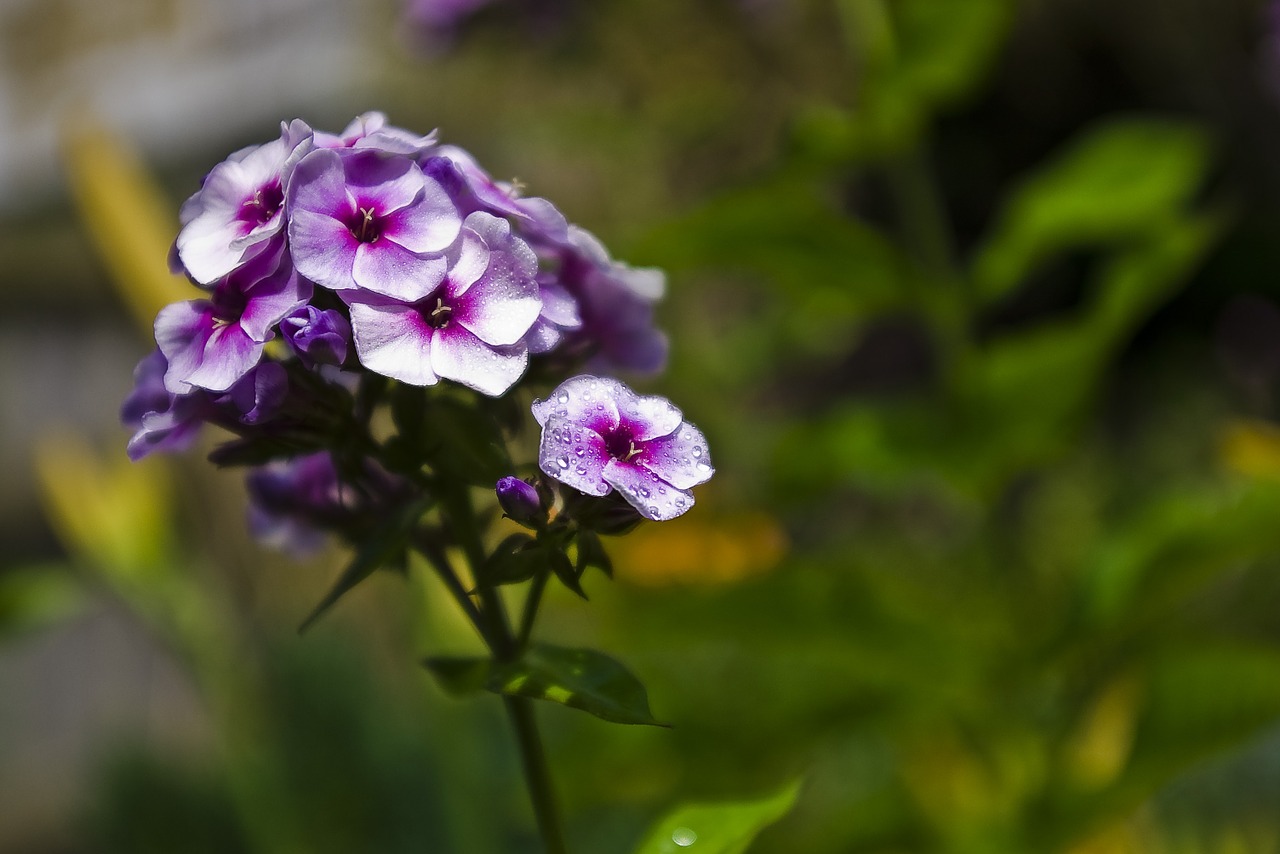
532,376,712,521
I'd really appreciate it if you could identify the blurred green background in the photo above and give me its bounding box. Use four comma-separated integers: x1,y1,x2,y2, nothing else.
6,0,1280,851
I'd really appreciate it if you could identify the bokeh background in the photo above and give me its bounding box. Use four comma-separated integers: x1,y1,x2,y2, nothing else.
6,0,1280,851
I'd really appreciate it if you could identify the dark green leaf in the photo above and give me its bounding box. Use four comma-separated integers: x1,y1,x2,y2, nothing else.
298,499,429,633
549,549,587,599
478,534,541,587
631,779,802,854
576,530,613,579
424,643,667,726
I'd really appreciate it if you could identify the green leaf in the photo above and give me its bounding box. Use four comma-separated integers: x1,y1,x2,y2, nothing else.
549,549,587,600
576,530,613,579
631,779,803,854
478,534,541,587
973,118,1211,302
424,643,667,726
297,499,430,633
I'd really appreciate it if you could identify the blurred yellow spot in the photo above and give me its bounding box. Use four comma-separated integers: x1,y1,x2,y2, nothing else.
61,114,189,336
33,433,174,584
611,511,787,588
1064,674,1141,790
1220,419,1280,481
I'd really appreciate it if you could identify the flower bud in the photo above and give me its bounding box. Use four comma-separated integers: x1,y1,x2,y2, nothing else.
282,306,351,368
496,476,545,527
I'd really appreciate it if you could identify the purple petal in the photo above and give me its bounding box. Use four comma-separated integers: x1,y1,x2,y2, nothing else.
537,416,612,497
343,150,425,214
443,227,490,292
289,149,356,217
616,390,684,442
289,208,359,291
347,301,439,386
240,265,311,342
352,240,448,301
431,325,528,396
155,301,215,393
602,459,694,521
637,421,714,490
382,176,462,253
538,281,581,328
531,375,623,433
452,226,539,347
184,324,264,392
176,219,251,284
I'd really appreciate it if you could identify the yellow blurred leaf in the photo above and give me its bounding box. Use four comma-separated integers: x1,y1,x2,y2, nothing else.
1221,419,1280,481
1064,674,1142,790
61,115,189,335
34,433,174,584
610,511,787,588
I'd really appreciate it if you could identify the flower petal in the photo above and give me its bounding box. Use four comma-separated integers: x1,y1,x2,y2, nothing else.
289,208,359,291
616,389,684,442
382,175,462,253
184,323,263,392
531,375,622,434
155,301,214,393
431,325,528,396
638,420,714,490
289,149,354,217
602,459,694,521
347,301,439,386
538,416,612,497
352,240,447,301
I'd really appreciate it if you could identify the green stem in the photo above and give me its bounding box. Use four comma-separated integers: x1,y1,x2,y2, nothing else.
517,570,550,650
441,486,568,853
505,696,569,854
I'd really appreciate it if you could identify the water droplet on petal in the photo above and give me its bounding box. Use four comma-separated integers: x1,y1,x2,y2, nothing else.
556,456,569,469
557,392,569,404
596,483,609,494
575,465,587,475
672,827,697,847
574,447,585,457
639,487,650,498
692,446,702,458
648,505,659,516
696,462,711,472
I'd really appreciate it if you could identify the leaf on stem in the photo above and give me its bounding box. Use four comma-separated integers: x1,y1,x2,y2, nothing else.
424,643,667,726
479,533,541,587
630,778,803,854
297,499,429,633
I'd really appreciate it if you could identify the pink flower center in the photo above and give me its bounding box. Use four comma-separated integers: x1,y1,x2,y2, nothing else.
239,182,283,226
347,206,383,243
423,296,453,329
604,426,644,463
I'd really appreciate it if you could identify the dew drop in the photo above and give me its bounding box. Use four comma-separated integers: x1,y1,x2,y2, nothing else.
692,446,702,458
596,483,609,494
675,497,686,507
557,392,569,404
696,462,711,472
574,447,585,457
672,827,697,847
556,456,569,469
648,505,659,516
575,466,587,475
639,487,651,498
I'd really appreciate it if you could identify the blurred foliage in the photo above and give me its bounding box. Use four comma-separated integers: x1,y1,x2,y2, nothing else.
13,0,1280,852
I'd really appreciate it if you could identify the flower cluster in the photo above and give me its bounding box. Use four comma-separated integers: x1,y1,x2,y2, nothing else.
124,113,708,559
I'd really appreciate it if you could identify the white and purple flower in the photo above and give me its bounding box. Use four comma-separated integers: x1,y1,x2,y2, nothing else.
155,246,309,394
532,376,713,521
287,147,462,301
343,211,541,395
174,120,314,284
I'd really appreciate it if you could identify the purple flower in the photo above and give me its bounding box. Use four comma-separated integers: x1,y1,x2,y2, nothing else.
246,452,348,555
315,112,439,157
532,376,713,521
344,212,541,395
155,247,310,394
552,227,668,375
282,306,351,368
121,349,210,461
287,147,462,301
174,120,314,284
406,0,497,40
